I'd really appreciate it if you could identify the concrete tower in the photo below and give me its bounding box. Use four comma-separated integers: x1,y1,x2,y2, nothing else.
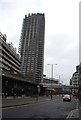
19,13,45,83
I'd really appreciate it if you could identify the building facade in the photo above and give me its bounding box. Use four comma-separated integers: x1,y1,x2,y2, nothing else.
70,65,79,94
70,72,79,86
70,65,79,87
0,32,21,74
42,77,59,84
19,13,45,83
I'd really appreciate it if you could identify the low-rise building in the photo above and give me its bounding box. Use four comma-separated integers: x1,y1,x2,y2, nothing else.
42,77,59,84
40,76,63,95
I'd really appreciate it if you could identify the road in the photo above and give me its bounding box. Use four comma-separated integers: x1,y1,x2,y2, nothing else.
2,95,79,119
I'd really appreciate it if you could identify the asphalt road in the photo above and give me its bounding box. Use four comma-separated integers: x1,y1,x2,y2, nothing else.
2,96,79,119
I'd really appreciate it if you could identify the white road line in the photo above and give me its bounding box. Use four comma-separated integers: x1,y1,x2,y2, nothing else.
66,109,78,120
66,98,79,120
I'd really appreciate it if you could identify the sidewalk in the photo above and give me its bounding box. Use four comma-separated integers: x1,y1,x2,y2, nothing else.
71,99,79,119
2,95,55,108
71,109,79,119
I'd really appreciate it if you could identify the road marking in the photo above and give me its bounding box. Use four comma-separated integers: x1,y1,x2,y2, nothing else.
66,98,79,120
66,109,78,120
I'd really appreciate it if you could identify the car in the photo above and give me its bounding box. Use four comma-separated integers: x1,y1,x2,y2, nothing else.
63,94,71,102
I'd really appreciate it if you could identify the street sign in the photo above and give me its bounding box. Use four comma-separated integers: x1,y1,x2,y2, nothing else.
37,85,40,88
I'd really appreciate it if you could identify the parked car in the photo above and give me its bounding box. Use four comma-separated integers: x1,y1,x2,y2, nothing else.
63,94,71,102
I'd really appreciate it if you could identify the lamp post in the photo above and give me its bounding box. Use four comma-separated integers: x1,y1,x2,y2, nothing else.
61,81,63,96
59,74,63,95
59,74,63,83
47,64,57,100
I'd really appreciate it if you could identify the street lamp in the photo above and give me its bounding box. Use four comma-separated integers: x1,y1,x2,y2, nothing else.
58,74,63,95
61,81,63,96
59,74,63,84
47,64,57,100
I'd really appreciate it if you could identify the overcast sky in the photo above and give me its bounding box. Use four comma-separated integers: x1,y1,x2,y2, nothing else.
0,0,80,85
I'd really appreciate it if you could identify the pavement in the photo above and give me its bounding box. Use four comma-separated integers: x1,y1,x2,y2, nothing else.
2,95,57,108
1,95,80,119
66,97,79,119
79,101,81,119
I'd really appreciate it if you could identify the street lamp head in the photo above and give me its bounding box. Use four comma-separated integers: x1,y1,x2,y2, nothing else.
47,64,57,66
47,64,50,65
61,74,63,76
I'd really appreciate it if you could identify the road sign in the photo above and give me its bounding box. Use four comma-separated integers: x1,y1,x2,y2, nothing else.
37,85,40,88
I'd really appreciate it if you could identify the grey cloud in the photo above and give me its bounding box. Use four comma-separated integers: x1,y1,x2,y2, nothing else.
45,34,79,60
44,34,79,84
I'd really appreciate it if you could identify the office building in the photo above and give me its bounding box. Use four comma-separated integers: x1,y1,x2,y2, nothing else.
19,13,45,83
70,65,79,87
